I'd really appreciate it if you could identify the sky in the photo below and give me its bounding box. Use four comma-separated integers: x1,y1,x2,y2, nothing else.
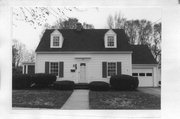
12,7,162,50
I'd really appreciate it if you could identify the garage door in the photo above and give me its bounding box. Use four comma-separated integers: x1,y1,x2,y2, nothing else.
132,68,153,87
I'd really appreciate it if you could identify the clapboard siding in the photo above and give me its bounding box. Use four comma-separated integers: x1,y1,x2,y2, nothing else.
35,53,132,83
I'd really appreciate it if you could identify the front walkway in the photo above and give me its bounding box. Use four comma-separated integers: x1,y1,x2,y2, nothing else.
137,87,161,97
61,89,89,110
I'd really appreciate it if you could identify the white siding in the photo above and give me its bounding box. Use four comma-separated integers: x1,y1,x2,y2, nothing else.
35,53,132,83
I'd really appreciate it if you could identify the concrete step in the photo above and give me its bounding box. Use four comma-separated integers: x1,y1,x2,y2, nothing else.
75,83,89,89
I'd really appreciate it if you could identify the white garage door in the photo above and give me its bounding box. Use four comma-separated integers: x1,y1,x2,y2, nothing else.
132,68,153,87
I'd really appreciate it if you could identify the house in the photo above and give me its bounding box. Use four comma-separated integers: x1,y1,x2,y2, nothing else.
34,26,160,87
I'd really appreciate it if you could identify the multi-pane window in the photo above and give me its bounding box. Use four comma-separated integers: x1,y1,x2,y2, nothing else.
132,73,138,77
50,62,58,76
107,62,116,76
146,73,152,76
107,36,114,46
53,36,60,46
139,73,145,76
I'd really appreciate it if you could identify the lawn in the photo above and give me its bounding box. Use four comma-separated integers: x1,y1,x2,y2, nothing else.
89,91,160,109
12,90,73,109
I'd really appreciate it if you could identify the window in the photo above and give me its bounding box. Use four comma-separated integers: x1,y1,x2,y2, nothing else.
53,36,60,46
50,62,58,76
107,36,114,46
132,73,138,76
139,73,145,76
107,62,116,76
146,73,152,76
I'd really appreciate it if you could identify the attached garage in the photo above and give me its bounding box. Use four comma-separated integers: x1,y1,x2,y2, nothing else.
132,67,154,87
131,45,159,87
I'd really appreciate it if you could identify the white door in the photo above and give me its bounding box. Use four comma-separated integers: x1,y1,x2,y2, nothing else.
79,63,86,83
132,68,153,87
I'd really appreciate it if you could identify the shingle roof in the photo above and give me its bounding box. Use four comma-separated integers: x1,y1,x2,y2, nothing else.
131,45,157,64
35,29,131,52
35,29,157,64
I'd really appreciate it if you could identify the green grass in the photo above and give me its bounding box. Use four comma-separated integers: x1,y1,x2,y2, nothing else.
12,90,73,109
89,91,160,109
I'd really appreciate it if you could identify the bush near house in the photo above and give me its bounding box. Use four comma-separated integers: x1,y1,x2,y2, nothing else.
12,73,57,89
31,73,57,88
12,74,32,89
89,81,110,91
110,74,139,91
53,80,75,90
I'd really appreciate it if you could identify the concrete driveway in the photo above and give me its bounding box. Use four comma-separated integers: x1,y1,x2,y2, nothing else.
137,87,161,97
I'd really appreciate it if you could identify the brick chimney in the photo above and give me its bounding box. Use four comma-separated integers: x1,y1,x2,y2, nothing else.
76,23,83,31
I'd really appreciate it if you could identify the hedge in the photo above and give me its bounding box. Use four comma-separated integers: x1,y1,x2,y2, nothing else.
110,74,139,90
31,73,57,88
89,81,110,91
53,80,75,90
12,73,57,89
12,74,32,89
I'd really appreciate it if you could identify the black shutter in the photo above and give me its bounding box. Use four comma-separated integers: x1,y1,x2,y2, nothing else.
102,62,107,78
24,65,26,74
59,62,64,77
45,62,49,74
117,62,121,75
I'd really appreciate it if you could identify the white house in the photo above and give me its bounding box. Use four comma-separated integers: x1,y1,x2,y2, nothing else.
35,27,160,87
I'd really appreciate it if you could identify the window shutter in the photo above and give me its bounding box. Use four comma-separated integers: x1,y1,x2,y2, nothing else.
24,65,26,74
102,62,107,78
45,62,49,74
117,62,121,75
59,62,64,77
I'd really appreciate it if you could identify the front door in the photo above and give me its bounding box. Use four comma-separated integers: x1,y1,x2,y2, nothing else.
79,63,86,83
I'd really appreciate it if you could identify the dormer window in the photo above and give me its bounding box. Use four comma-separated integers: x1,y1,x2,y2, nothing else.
53,36,60,46
107,36,115,46
50,30,64,48
104,29,117,48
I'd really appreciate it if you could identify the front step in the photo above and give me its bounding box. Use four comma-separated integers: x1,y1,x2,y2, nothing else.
75,83,89,89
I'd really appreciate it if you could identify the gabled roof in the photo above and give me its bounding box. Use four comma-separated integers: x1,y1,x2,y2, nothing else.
131,45,158,64
35,29,131,52
35,29,157,65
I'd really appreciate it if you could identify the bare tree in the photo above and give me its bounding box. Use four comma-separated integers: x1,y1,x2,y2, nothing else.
107,15,114,29
12,39,26,68
151,23,161,65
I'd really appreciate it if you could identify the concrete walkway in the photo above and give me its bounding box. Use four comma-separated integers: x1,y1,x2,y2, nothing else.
61,89,89,110
138,87,161,97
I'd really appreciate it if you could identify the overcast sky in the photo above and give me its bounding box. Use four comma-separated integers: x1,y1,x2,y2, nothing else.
12,7,162,50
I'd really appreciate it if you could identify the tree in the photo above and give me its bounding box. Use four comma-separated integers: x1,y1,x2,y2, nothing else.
106,12,161,66
12,40,35,67
107,15,114,29
107,12,126,29
124,20,139,44
151,23,161,65
138,20,153,45
82,22,94,29
12,39,26,68
48,17,94,29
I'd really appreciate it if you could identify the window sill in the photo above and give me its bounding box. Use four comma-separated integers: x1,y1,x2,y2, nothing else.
50,46,62,48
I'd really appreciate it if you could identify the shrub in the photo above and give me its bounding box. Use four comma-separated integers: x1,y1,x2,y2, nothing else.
110,74,139,90
12,74,32,89
53,80,75,90
89,81,110,91
31,73,57,88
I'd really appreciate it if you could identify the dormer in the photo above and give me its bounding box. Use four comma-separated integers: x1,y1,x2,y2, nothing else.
104,29,117,48
50,29,64,48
